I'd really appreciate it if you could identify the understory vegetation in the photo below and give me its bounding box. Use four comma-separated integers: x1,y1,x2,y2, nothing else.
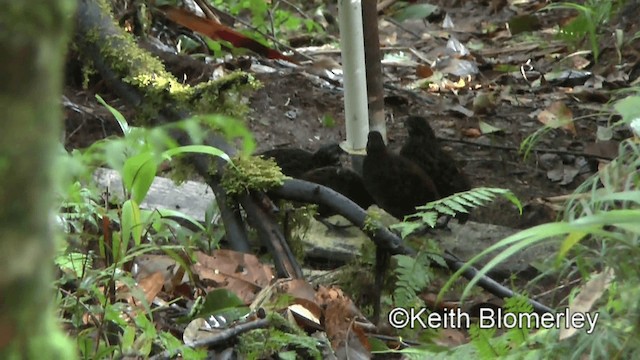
40,0,640,358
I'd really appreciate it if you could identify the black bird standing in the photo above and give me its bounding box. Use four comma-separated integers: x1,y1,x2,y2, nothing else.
362,131,441,325
400,116,472,221
259,143,343,178
362,131,440,220
300,166,375,217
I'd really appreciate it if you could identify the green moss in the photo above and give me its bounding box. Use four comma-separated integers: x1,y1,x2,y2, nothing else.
221,156,286,195
363,210,382,235
276,202,315,262
237,313,321,360
89,0,257,124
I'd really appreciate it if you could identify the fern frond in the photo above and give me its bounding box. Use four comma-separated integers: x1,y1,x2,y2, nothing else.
392,187,521,237
392,248,441,309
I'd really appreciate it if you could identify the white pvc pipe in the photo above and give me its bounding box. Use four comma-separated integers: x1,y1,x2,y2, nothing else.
338,0,369,154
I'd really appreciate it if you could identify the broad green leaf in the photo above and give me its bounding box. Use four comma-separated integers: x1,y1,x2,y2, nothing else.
55,252,92,277
122,152,157,204
198,288,250,321
122,199,143,247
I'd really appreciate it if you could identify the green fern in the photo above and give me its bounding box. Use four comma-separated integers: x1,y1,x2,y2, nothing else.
503,295,534,345
469,295,534,359
469,325,506,359
239,328,322,360
392,241,444,309
393,254,430,308
392,187,521,238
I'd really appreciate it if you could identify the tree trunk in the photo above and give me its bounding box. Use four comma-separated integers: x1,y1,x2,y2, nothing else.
0,1,78,358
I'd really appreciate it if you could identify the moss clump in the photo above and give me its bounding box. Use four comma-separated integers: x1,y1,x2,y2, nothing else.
276,202,315,262
89,0,257,123
237,313,321,360
221,156,287,196
363,210,383,235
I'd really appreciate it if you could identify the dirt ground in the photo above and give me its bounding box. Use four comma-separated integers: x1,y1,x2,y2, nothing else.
64,1,635,229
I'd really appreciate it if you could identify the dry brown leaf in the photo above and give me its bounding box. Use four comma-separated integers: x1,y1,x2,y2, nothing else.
278,278,316,302
193,250,274,303
462,128,482,138
324,297,370,356
559,268,614,340
416,64,434,78
136,271,165,306
315,285,346,306
537,101,576,136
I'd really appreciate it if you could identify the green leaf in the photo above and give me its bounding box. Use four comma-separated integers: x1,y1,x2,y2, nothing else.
479,121,503,135
121,325,136,350
390,221,424,239
192,114,256,155
122,152,157,204
155,208,207,232
198,288,250,321
557,231,588,262
614,96,640,123
95,94,130,136
55,252,92,277
122,199,143,247
438,220,605,304
112,232,123,264
163,144,232,164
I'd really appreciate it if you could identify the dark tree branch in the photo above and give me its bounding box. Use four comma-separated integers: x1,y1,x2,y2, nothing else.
271,179,554,314
240,193,302,279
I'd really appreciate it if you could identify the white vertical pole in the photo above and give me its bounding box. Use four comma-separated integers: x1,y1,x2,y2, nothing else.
338,0,369,155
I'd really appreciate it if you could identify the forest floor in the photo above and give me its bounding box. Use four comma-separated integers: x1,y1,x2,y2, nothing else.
57,0,640,355
65,1,637,231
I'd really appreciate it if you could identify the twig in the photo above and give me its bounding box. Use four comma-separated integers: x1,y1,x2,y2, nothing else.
192,0,218,22
533,277,582,300
279,0,310,20
385,17,422,40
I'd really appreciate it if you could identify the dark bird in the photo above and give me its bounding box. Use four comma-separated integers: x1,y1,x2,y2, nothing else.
362,131,440,220
400,116,472,222
300,166,375,216
259,143,343,178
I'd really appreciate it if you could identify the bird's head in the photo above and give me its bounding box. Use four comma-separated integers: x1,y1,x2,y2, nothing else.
406,116,436,140
366,131,386,154
313,143,344,166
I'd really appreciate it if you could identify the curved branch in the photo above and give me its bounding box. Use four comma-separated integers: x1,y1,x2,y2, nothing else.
270,179,554,314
